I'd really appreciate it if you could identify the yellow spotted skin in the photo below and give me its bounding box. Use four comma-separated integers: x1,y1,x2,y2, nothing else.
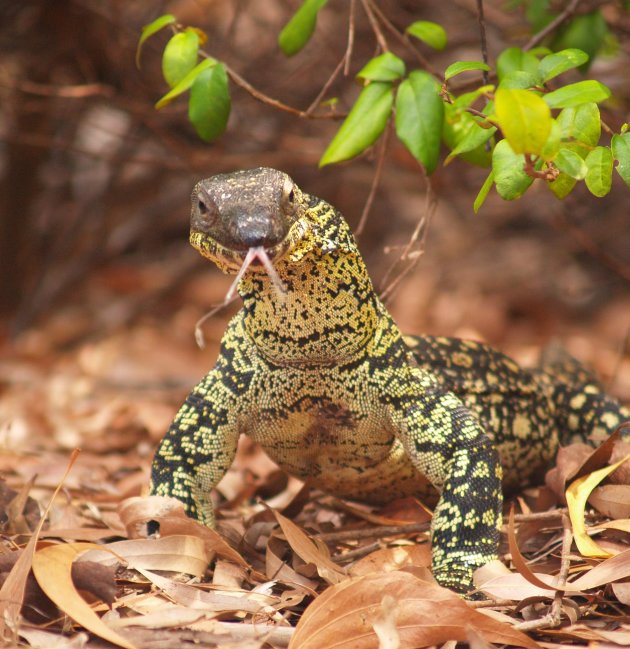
151,168,629,596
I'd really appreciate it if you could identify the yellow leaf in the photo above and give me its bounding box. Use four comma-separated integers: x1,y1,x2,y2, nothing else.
566,454,630,558
31,543,137,649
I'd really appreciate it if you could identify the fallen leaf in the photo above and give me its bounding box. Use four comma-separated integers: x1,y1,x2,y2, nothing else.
568,548,630,590
288,571,539,649
273,510,346,585
31,542,137,649
588,484,630,519
349,545,431,577
566,454,630,557
80,535,209,577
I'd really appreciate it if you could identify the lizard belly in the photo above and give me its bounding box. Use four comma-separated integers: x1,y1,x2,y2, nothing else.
245,365,436,503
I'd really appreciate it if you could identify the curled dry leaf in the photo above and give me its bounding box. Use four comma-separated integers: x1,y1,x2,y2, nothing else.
566,454,630,558
119,495,251,570
31,542,137,649
545,444,593,502
289,571,539,649
273,510,346,585
568,547,630,590
80,535,210,578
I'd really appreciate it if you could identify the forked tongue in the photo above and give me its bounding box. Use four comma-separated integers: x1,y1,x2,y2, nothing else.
225,246,287,300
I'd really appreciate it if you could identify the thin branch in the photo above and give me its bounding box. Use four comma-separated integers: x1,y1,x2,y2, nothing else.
359,0,389,52
523,0,582,51
366,0,438,76
356,124,390,236
344,0,357,76
379,173,437,303
224,63,345,120
476,0,490,86
305,54,346,115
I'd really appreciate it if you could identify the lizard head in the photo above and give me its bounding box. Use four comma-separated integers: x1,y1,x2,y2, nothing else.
189,167,310,275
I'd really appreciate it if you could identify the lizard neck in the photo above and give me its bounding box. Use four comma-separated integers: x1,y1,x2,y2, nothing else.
238,245,381,366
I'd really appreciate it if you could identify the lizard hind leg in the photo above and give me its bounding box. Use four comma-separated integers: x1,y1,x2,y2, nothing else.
538,342,630,445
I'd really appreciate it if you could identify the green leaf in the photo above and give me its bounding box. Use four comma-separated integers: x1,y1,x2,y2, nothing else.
537,48,589,83
540,119,562,160
552,11,608,70
395,71,444,174
445,119,495,164
544,80,611,109
162,30,200,87
474,171,494,213
444,61,490,81
497,71,539,90
442,104,492,167
495,88,551,156
155,57,216,109
584,146,613,197
451,85,494,109
188,62,231,142
357,52,405,81
319,81,392,166
557,103,600,146
492,139,533,200
278,0,328,57
548,172,577,199
406,21,447,50
137,14,176,67
611,132,630,188
554,147,588,180
496,47,540,80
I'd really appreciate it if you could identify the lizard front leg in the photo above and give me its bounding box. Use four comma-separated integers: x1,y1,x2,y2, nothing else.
388,367,503,596
150,348,252,527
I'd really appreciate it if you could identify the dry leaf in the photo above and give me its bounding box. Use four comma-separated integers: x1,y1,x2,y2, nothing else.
588,485,630,519
80,535,209,578
349,545,431,577
288,571,539,649
566,454,630,558
273,510,346,585
371,594,400,649
568,548,630,590
31,542,137,649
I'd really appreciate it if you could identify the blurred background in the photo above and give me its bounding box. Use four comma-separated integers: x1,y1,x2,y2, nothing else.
0,1,628,492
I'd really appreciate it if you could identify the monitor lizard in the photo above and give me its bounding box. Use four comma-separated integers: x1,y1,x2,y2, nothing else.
150,167,629,596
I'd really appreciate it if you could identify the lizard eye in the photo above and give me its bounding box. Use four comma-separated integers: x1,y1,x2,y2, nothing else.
198,198,209,214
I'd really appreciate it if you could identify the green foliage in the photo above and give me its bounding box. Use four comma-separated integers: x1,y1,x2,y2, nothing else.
278,0,328,56
162,30,200,87
138,6,628,209
319,82,393,166
357,53,405,81
444,61,490,81
495,89,551,156
406,21,447,50
189,63,231,142
137,14,176,67
395,72,444,174
611,133,630,188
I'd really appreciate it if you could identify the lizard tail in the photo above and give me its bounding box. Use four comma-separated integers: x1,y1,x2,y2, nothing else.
538,343,630,446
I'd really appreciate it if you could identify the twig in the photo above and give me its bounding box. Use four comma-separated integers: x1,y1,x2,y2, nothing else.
515,513,573,631
333,541,383,563
305,54,346,116
344,0,357,76
317,522,430,544
222,61,345,120
366,0,438,76
476,0,490,86
0,76,114,98
523,0,582,51
379,174,437,303
356,123,390,236
359,0,389,52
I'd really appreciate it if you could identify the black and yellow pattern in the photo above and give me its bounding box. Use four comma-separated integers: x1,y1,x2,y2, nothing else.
151,167,629,595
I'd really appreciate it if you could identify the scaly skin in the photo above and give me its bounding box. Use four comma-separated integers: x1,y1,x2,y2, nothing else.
151,168,629,595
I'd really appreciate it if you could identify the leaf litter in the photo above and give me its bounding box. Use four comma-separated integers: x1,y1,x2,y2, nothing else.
2,315,630,647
